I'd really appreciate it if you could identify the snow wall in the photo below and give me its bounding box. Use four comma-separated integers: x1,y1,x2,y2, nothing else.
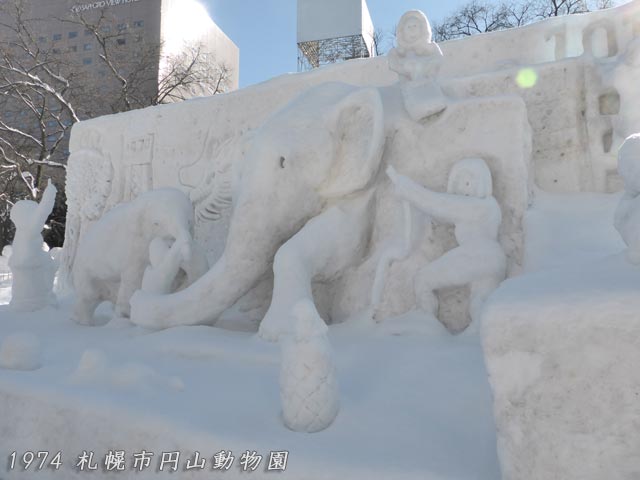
63,1,639,328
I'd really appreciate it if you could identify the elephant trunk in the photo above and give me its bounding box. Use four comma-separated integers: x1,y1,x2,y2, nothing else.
129,203,282,329
130,248,271,329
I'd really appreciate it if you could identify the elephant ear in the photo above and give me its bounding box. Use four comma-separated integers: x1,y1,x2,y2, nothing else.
317,88,385,198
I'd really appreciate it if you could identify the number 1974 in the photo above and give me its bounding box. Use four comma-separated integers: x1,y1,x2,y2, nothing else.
8,451,62,470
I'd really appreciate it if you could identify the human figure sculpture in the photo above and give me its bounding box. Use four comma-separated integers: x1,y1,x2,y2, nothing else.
388,10,447,122
386,160,506,332
141,237,191,295
8,180,57,311
614,134,640,264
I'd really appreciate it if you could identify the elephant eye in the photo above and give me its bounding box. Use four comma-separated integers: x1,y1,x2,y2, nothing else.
279,156,286,169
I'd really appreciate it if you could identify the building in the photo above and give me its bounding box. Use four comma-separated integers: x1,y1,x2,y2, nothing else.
297,0,375,71
25,0,239,96
0,0,239,247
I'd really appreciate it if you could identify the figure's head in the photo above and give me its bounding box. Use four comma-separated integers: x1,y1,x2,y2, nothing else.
9,200,39,229
447,158,493,198
618,134,640,195
397,10,432,52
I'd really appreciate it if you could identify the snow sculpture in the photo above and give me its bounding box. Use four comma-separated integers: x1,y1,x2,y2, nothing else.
72,188,205,325
126,80,530,337
280,300,339,433
387,10,447,122
129,83,386,333
141,237,191,294
614,134,640,264
386,160,506,332
8,180,57,311
59,129,113,291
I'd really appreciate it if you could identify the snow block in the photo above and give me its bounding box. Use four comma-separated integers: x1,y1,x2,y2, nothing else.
482,254,640,480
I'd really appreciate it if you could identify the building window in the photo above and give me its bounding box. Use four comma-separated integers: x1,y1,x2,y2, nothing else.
101,25,111,33
83,58,92,65
117,23,128,31
52,33,62,41
116,38,126,46
68,31,78,39
84,29,92,36
46,120,57,128
133,20,144,28
83,43,92,51
38,36,46,43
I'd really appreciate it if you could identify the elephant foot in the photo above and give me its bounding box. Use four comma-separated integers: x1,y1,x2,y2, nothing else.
258,304,299,342
258,314,289,342
71,300,99,326
128,291,169,330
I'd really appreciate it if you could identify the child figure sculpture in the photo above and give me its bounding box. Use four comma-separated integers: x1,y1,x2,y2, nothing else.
8,180,57,311
141,237,191,295
614,134,640,264
387,160,506,332
387,10,447,122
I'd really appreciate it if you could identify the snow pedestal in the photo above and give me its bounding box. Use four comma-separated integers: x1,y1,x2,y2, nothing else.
9,261,56,312
481,255,640,480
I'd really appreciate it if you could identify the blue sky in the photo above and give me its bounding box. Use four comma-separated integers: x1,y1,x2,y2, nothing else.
201,1,471,88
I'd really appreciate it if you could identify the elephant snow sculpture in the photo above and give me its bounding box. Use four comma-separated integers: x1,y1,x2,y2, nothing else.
129,83,385,335
72,188,208,325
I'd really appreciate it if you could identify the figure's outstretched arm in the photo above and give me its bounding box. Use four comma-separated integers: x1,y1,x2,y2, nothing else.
35,179,57,227
387,166,482,224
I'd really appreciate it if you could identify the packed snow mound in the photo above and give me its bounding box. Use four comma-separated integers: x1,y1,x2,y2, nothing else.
71,349,184,392
482,254,640,480
0,333,41,371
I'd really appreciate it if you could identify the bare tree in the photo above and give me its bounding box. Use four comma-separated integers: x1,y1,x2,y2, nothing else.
433,0,616,42
370,27,389,56
0,0,234,247
433,1,514,42
67,9,232,112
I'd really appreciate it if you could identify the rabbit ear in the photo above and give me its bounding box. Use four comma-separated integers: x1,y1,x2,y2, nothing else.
316,88,385,199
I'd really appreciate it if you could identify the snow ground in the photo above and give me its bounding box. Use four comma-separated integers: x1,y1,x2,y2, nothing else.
0,190,628,479
0,298,498,479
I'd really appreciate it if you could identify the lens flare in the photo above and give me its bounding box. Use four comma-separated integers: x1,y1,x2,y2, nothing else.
516,68,538,89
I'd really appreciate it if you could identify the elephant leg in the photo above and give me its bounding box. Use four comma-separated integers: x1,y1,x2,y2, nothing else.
115,266,145,318
72,279,102,326
259,194,373,342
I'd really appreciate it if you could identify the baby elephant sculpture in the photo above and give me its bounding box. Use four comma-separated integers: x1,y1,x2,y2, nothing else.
72,188,208,325
129,82,386,335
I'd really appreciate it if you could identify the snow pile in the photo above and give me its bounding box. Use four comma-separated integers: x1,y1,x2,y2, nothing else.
481,189,636,480
0,333,41,371
482,255,640,480
71,349,184,392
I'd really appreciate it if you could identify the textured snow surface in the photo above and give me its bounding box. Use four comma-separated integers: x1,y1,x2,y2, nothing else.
483,191,636,480
0,298,498,479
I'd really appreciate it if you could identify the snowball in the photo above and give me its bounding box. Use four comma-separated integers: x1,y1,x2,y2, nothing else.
71,349,183,392
0,333,42,371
